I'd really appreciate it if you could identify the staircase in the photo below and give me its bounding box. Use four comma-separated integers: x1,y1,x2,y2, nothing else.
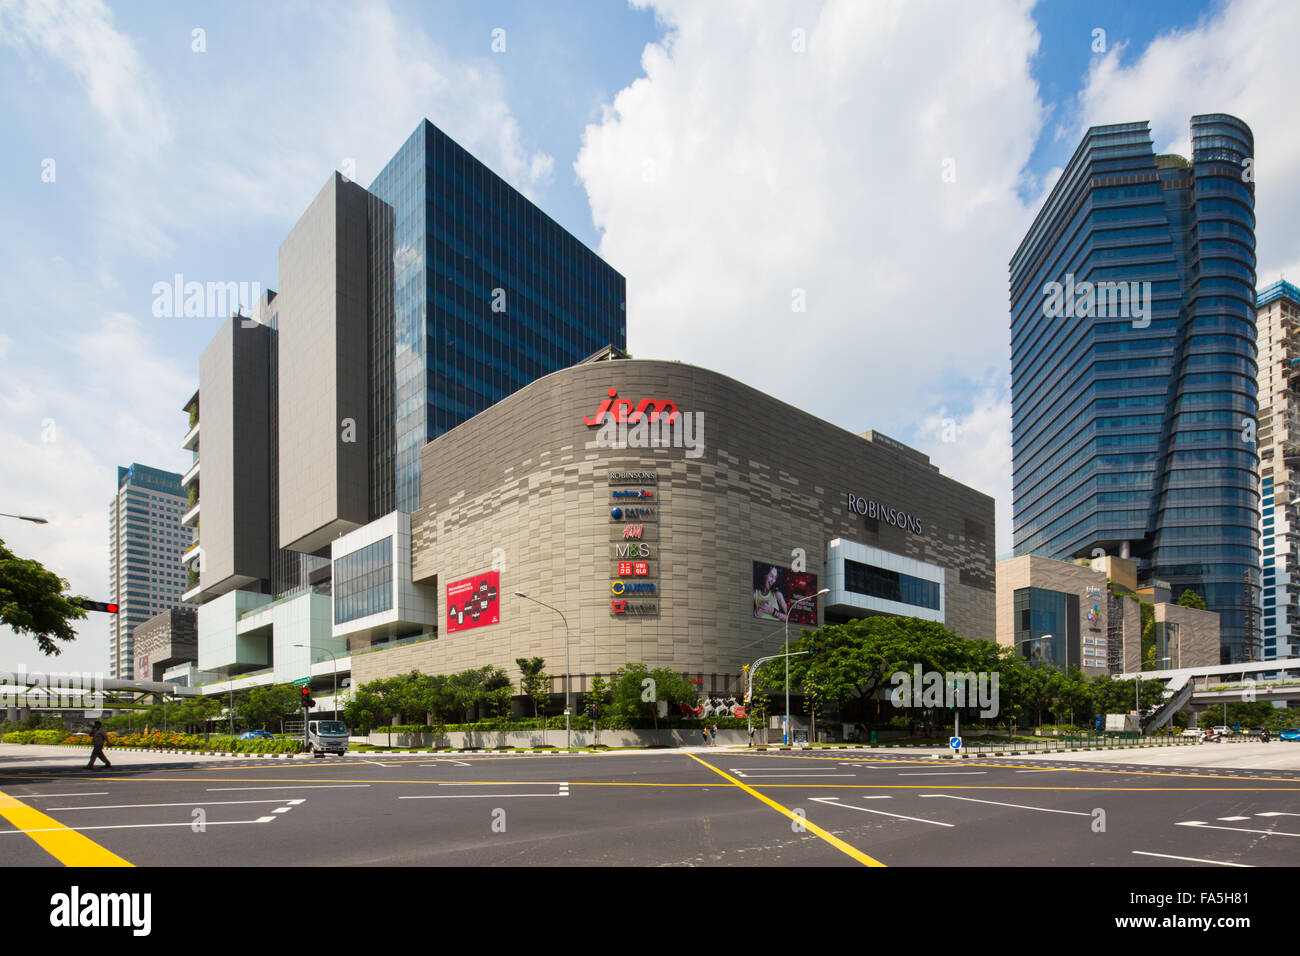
1141,675,1193,734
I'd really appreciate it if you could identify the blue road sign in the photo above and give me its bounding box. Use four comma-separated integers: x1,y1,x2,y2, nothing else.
949,736,962,750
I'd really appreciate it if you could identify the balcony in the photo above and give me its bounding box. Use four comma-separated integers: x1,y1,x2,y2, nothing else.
181,543,202,567
182,501,200,527
181,458,200,488
182,420,200,451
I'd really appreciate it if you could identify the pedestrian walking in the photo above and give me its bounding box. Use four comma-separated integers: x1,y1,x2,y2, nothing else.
701,727,709,747
85,721,112,770
748,727,755,748
710,723,718,746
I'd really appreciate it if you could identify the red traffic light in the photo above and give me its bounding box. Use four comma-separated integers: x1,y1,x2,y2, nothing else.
106,603,119,613
300,686,310,697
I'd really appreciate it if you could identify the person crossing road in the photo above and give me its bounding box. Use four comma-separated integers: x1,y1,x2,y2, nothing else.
85,721,112,769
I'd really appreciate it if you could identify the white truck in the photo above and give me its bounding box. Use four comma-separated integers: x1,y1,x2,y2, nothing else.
306,720,350,757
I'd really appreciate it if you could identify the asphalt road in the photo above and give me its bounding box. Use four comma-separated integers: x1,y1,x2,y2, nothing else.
4,745,1300,867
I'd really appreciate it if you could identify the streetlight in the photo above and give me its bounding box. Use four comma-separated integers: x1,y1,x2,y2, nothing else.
292,644,341,718
0,513,48,524
516,591,570,750
784,588,829,746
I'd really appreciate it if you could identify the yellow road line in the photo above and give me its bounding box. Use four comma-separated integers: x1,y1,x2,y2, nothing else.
0,788,132,867
685,753,884,867
726,753,1300,783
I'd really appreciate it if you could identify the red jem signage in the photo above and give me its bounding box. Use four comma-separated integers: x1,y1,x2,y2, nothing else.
583,388,680,426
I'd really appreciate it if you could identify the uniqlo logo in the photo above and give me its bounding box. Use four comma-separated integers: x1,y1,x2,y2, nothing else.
633,561,649,576
618,561,633,576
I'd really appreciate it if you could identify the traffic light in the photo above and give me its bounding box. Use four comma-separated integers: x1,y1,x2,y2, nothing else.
300,685,314,709
73,599,119,613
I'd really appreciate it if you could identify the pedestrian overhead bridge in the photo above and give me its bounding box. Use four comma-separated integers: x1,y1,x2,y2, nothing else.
1116,660,1300,732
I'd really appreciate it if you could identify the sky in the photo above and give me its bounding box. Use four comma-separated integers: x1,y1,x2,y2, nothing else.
2,0,1298,675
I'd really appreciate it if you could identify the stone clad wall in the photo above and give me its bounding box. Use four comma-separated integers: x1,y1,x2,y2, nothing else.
359,359,994,688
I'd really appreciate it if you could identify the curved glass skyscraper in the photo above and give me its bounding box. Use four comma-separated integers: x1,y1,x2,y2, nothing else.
1010,115,1259,664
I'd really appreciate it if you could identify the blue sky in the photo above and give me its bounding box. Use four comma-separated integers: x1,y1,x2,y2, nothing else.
2,0,1297,673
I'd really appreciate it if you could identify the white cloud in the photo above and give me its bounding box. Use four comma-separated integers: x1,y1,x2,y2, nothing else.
0,310,191,675
577,0,1045,552
1074,0,1300,282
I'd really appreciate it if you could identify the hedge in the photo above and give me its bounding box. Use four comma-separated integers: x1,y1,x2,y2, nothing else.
55,731,304,754
2,730,68,745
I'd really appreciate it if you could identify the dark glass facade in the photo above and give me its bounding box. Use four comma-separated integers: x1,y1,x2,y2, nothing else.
368,121,627,513
1013,587,1080,668
844,559,941,610
334,537,394,624
1010,114,1259,663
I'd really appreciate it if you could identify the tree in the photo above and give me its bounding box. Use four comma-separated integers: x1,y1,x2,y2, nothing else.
609,663,696,745
516,657,550,720
242,684,300,732
801,674,830,744
1177,589,1208,611
584,674,608,744
0,537,88,655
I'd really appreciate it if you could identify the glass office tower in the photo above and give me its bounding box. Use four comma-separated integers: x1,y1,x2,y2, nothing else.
368,120,627,513
1010,115,1259,664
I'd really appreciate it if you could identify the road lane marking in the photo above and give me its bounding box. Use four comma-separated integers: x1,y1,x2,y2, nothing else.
1132,851,1252,867
1015,769,1068,774
48,799,296,811
1257,811,1300,817
808,797,953,827
920,794,1090,816
0,787,132,866
1176,821,1300,837
898,772,987,776
205,784,371,791
686,753,884,867
0,818,276,834
400,792,567,799
735,773,858,778
1217,816,1250,821
16,792,111,798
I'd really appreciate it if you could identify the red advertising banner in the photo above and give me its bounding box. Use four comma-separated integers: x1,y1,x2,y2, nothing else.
446,571,500,634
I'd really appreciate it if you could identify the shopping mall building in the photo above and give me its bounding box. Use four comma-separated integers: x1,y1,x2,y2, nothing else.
346,351,996,695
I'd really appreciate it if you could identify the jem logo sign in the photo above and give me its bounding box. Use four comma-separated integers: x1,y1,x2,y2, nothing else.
585,388,705,459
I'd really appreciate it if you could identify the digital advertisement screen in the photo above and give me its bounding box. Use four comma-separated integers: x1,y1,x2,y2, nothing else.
446,571,500,634
751,561,818,625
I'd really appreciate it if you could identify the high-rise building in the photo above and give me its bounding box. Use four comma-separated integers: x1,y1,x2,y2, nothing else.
1009,114,1259,664
189,118,626,691
1256,279,1300,660
107,463,195,678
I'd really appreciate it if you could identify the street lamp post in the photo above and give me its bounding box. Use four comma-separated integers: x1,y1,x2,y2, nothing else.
0,513,48,524
516,592,571,750
784,588,829,746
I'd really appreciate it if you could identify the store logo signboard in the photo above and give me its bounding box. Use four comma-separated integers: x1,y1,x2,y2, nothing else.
617,561,651,576
615,542,653,559
611,506,656,521
611,600,658,617
845,493,924,535
446,571,500,634
612,489,655,499
584,389,679,427
611,580,657,595
608,471,658,485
